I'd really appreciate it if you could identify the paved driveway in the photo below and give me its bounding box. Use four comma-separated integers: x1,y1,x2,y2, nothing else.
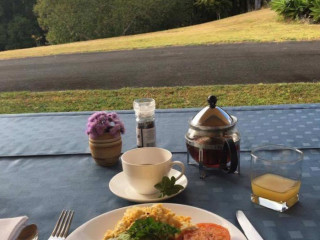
0,41,319,91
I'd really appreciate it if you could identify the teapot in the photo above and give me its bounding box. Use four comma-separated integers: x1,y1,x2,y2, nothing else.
185,95,240,178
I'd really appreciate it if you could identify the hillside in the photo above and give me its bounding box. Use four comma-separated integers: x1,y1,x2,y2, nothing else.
0,8,320,60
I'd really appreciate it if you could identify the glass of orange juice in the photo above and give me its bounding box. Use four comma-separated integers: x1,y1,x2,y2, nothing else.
251,145,303,212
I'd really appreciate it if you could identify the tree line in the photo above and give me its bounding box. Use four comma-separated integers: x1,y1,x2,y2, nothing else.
0,0,265,51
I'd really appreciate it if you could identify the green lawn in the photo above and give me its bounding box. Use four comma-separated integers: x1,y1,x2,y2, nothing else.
1,83,319,114
0,9,320,60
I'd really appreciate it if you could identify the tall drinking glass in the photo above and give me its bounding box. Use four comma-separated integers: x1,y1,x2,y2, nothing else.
251,145,303,212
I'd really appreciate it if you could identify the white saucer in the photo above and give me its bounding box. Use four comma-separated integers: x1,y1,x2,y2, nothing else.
109,169,188,203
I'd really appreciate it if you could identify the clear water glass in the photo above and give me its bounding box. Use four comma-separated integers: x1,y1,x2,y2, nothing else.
251,145,303,212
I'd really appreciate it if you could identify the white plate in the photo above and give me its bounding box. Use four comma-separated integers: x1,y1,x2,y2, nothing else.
66,203,246,240
109,169,188,203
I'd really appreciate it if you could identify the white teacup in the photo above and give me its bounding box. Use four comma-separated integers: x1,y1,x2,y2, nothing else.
121,147,185,195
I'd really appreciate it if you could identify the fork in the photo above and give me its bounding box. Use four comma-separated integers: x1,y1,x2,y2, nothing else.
49,210,74,240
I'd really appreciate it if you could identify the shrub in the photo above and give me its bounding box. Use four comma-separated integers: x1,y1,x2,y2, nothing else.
195,0,232,19
271,0,320,22
310,0,320,22
271,0,311,20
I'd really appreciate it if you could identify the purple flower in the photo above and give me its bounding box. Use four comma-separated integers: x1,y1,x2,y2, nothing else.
119,122,125,134
86,111,125,139
109,124,121,136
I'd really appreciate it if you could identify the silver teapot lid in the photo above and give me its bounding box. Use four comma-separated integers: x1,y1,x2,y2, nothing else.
190,96,237,130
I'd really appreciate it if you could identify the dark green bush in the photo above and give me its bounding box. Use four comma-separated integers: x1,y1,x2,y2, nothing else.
195,0,233,20
271,0,320,22
0,0,45,51
310,0,320,22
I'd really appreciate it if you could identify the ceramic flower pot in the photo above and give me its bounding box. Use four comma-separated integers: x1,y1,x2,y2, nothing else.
89,132,122,167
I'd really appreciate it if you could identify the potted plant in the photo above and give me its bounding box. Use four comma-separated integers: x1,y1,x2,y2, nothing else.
86,111,125,167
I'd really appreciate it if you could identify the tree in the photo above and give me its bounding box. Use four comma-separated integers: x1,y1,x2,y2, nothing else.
195,0,233,19
34,0,196,44
0,0,44,51
34,0,103,44
6,16,40,49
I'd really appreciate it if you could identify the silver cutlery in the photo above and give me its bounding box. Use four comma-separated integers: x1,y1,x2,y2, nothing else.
17,224,38,240
48,210,74,240
236,210,264,240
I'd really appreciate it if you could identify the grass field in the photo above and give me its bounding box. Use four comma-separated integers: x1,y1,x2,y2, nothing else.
1,83,319,114
0,9,320,60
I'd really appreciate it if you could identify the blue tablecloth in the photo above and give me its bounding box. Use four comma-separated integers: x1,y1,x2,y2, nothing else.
1,103,319,157
0,104,320,240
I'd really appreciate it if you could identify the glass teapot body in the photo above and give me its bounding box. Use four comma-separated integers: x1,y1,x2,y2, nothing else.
185,96,240,173
186,123,240,170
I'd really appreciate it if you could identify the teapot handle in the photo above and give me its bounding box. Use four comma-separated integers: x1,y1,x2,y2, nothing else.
223,138,238,173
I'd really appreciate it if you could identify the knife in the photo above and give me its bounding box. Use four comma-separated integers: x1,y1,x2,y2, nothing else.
236,210,264,240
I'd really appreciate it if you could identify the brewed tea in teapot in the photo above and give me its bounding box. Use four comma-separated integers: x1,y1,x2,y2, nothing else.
185,96,240,178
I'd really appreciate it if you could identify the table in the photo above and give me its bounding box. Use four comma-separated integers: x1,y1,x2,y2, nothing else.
1,104,320,240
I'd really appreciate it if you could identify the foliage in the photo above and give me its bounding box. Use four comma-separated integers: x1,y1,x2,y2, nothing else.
154,176,184,198
34,0,102,44
127,217,180,240
6,16,38,50
0,0,44,51
0,0,280,50
310,0,320,22
105,0,195,36
1,9,320,60
34,0,196,44
195,0,233,19
0,0,196,48
271,0,310,19
271,0,320,22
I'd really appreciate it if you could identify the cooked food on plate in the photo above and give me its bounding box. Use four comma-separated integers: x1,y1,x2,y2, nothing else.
176,223,230,240
104,204,230,240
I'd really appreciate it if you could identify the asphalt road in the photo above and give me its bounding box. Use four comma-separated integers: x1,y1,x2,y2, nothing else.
0,41,320,92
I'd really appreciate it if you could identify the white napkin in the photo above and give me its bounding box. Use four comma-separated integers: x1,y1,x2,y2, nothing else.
0,216,28,240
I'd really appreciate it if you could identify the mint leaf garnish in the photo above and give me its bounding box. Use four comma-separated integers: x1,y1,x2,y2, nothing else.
154,176,184,198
